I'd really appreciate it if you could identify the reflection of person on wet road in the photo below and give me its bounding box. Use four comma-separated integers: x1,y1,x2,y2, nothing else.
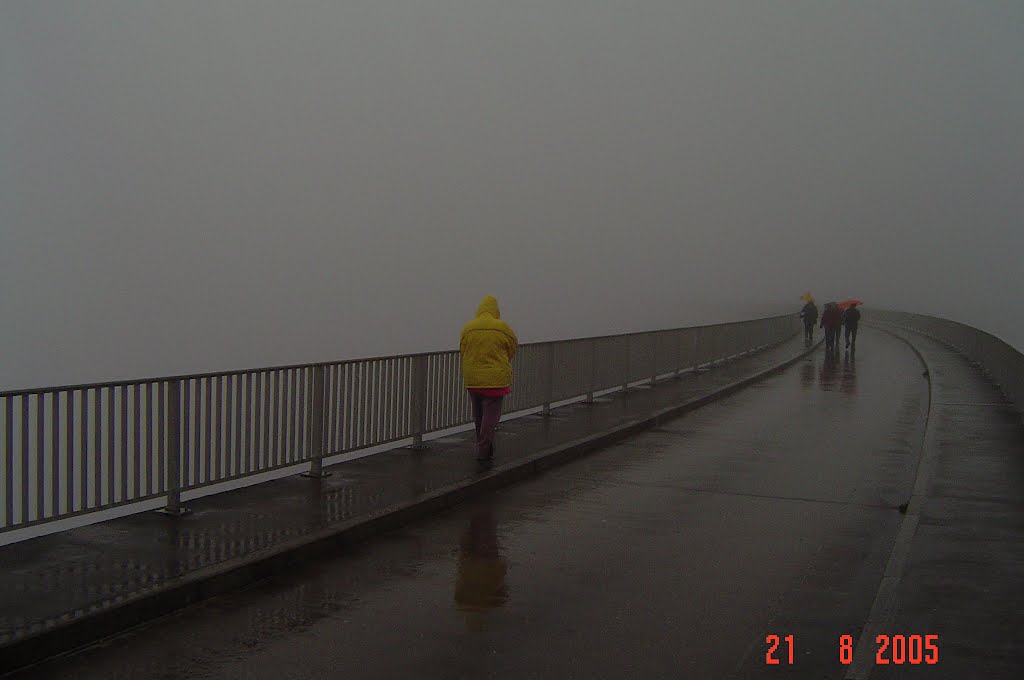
819,346,840,389
460,296,518,462
841,352,858,394
800,357,816,390
799,299,818,342
843,303,861,351
454,508,507,631
820,302,842,352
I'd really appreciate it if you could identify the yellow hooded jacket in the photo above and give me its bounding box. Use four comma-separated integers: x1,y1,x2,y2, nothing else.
459,296,518,389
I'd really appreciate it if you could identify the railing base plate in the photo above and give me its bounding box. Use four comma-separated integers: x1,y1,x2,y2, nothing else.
155,507,191,517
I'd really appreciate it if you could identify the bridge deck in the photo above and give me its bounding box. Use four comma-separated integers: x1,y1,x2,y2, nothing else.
5,327,1024,678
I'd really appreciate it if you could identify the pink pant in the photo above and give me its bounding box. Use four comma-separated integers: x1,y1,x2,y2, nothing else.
470,392,504,457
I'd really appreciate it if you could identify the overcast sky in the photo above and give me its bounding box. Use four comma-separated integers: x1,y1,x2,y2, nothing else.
2,1,1021,390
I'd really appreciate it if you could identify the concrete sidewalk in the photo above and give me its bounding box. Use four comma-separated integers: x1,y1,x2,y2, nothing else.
0,334,814,674
860,324,1024,679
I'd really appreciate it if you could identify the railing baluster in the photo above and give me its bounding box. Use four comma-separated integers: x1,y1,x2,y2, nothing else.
144,383,153,496
36,393,45,521
244,373,253,474
52,392,61,518
272,370,281,469
17,396,27,520
4,397,13,526
66,390,74,512
133,385,141,500
294,370,303,463
106,386,114,506
119,386,128,504
344,363,351,450
93,388,101,510
230,374,239,478
212,374,221,481
204,376,213,483
261,372,270,471
157,382,165,494
186,379,196,489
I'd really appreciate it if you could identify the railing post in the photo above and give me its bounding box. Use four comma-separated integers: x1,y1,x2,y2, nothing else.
542,344,554,416
650,333,658,386
622,335,631,392
674,331,683,379
585,338,597,403
692,329,702,373
408,355,428,450
302,366,331,478
158,379,189,516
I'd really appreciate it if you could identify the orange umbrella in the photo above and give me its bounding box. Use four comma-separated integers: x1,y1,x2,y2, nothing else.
837,299,863,311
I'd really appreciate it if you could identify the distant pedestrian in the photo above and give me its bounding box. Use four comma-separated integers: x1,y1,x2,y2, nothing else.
820,302,842,352
800,299,819,342
460,296,518,461
844,303,861,350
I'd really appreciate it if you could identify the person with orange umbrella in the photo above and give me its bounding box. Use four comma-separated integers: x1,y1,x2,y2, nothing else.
838,300,863,351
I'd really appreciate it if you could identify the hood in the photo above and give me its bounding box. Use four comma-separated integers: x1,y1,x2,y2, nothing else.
476,295,500,319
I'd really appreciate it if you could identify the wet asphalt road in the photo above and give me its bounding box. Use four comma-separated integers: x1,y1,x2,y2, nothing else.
12,329,929,679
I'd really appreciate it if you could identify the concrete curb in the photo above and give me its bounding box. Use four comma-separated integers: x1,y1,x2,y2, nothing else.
844,323,935,679
864,322,936,515
0,337,818,676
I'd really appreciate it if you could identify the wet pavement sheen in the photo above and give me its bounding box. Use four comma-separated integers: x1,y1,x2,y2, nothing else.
6,326,1024,679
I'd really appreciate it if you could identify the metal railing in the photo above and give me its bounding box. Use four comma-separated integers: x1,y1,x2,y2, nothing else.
870,309,1024,420
0,314,799,531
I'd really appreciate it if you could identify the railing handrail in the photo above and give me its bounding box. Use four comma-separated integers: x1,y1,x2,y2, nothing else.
0,313,794,398
870,307,1024,416
872,308,1022,355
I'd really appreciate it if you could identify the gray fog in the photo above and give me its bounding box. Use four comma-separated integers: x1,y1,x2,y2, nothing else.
2,1,1022,391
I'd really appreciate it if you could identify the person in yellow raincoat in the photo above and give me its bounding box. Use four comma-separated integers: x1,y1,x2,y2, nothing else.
459,296,518,461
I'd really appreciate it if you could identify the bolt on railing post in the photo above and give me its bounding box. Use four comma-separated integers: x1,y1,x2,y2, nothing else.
409,355,428,450
159,379,189,516
542,344,555,416
302,366,331,478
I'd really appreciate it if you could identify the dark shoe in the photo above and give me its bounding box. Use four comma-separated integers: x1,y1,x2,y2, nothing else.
476,445,494,462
